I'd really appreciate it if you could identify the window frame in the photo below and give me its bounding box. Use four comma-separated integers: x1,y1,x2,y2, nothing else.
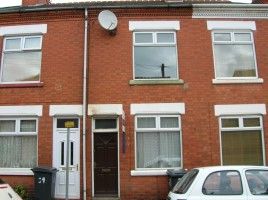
211,30,259,80
0,35,43,84
0,117,38,174
132,31,179,80
134,114,182,170
219,115,265,165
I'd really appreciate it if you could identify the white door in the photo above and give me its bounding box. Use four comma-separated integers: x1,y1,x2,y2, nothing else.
53,118,80,199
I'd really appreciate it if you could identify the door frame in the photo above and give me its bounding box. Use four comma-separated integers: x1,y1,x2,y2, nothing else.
91,117,120,197
52,116,81,199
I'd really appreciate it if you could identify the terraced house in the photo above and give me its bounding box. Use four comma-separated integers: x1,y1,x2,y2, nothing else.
0,0,267,199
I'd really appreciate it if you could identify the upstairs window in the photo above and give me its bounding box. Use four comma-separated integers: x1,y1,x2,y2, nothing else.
133,32,178,80
1,35,42,83
212,31,258,79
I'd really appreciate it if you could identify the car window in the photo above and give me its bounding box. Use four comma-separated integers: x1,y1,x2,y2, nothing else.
172,169,199,194
202,170,243,195
246,170,268,195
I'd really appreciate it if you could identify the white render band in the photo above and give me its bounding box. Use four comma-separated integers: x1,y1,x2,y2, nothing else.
49,105,83,116
0,105,43,116
0,24,47,36
129,21,180,31
207,21,256,30
131,103,185,115
214,104,266,116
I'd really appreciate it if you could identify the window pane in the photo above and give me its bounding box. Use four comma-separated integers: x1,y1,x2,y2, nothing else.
221,118,239,128
243,118,260,127
157,33,174,43
135,33,153,43
20,120,36,132
234,33,251,42
136,131,181,168
1,52,41,82
5,38,21,50
95,119,117,129
246,170,268,195
134,46,177,79
160,117,179,128
203,171,242,195
222,130,263,165
214,33,231,41
214,44,256,78
0,120,16,132
24,37,41,49
0,136,37,168
57,118,79,128
137,117,156,128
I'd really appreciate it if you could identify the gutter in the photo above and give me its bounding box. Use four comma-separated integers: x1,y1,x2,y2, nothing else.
0,3,193,14
82,8,88,200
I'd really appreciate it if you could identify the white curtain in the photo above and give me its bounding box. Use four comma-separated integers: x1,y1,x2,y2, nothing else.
0,136,37,168
137,131,180,168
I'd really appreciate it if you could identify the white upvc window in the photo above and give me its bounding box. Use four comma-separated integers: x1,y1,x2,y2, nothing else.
212,31,258,79
135,115,182,170
0,35,43,83
133,32,179,80
0,118,38,169
219,115,265,166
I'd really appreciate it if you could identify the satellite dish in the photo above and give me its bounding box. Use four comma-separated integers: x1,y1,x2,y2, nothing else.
98,10,118,34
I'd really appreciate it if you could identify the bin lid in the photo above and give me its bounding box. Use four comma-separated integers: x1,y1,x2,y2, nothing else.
166,169,187,176
31,166,58,173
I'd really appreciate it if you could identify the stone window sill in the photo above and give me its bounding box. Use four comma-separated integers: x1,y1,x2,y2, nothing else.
212,78,263,84
0,82,44,88
129,79,184,85
131,170,168,176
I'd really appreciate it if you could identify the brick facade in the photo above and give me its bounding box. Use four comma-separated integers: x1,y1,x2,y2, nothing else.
0,1,267,200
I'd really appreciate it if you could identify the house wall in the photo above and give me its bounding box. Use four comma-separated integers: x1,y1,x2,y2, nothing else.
0,10,85,198
0,4,267,200
88,8,268,200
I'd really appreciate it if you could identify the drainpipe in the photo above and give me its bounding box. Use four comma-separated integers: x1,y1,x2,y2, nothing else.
82,8,88,200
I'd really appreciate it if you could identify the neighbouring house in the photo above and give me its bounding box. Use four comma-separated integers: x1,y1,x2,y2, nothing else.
0,0,267,199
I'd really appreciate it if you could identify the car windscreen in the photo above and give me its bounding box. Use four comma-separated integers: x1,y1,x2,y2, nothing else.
246,170,268,195
172,169,199,194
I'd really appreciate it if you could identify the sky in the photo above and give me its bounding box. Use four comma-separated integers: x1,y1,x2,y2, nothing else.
0,0,253,8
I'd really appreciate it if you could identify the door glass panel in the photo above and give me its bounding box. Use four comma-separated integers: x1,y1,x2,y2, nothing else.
61,142,64,166
95,119,117,129
57,118,79,128
70,142,74,166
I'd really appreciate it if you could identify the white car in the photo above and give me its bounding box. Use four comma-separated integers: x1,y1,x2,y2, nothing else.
168,166,268,200
0,179,22,200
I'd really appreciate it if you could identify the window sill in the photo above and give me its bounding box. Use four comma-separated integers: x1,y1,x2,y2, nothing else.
0,168,34,176
212,78,263,84
129,79,184,85
0,82,44,88
131,169,168,176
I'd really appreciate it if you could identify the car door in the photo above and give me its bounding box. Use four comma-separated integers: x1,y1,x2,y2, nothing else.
201,170,246,200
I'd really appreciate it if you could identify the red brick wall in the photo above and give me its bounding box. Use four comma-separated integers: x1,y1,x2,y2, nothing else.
0,7,267,200
0,10,85,199
88,9,268,199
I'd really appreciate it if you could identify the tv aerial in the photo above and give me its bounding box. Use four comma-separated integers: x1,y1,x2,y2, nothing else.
98,10,118,36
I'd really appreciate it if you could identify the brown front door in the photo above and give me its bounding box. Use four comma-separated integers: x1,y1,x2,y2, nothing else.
94,132,118,196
